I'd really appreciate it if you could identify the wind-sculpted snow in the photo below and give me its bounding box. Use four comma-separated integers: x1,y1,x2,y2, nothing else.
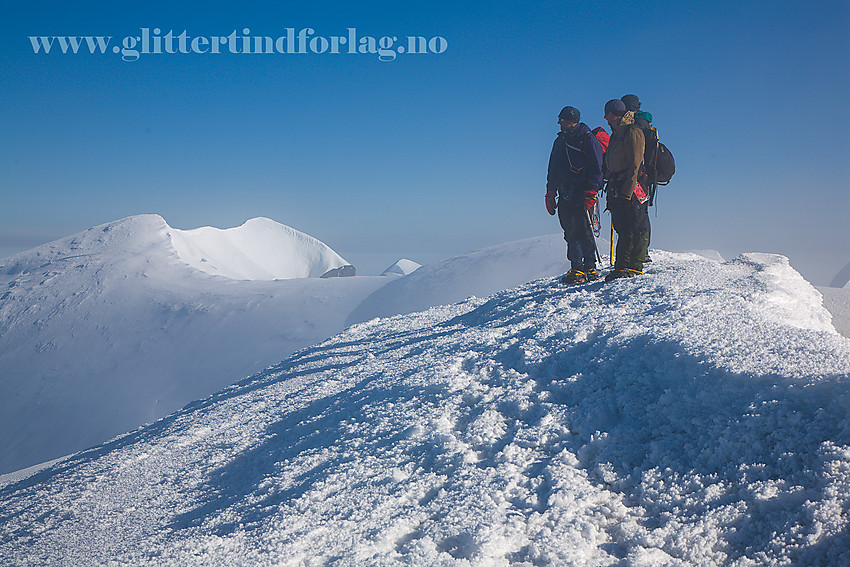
2,251,849,565
381,258,422,277
169,217,353,280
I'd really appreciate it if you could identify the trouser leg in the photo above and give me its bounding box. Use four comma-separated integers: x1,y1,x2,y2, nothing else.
615,232,632,270
559,200,594,271
610,196,650,272
628,231,649,272
566,241,584,271
610,198,631,270
629,201,650,271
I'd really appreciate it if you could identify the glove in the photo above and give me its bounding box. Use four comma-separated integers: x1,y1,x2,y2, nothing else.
545,191,557,215
584,190,597,211
633,182,649,204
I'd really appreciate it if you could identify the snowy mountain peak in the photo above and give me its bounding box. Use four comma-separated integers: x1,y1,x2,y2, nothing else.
168,216,354,280
1,214,169,277
830,261,850,288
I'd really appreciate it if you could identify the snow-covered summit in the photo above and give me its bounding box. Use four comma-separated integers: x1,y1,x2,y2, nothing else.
169,217,354,280
2,251,848,565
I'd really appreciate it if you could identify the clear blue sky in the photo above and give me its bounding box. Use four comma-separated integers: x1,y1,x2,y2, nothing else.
2,0,848,283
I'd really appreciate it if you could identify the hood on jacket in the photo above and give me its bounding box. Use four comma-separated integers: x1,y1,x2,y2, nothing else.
609,111,635,133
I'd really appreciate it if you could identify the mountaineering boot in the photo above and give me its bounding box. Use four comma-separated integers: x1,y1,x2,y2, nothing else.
605,269,626,282
584,267,599,281
605,268,640,282
560,268,587,284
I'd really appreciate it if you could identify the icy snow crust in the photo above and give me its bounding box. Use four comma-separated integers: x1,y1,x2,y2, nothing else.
2,252,849,565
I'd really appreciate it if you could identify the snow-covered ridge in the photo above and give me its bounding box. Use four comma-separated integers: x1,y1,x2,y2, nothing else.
2,251,848,565
169,216,354,280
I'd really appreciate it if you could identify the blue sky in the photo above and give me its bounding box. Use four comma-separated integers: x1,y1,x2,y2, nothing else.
2,1,848,283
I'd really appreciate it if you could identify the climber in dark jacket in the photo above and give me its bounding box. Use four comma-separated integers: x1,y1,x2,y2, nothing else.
545,105,604,284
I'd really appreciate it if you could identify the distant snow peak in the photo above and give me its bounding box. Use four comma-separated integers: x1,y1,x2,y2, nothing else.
382,258,421,277
168,217,353,280
830,261,850,288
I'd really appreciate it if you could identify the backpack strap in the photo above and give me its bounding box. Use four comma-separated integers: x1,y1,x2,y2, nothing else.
562,132,588,174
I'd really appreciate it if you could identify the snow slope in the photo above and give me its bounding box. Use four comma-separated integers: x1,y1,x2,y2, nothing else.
0,215,385,474
2,251,848,565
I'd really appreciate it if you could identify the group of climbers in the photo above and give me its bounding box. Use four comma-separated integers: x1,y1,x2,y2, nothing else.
545,94,661,283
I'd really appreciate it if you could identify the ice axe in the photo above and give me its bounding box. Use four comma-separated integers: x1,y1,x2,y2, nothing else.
585,209,602,265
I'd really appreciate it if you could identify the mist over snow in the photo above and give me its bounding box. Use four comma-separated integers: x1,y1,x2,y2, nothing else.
818,286,850,340
348,234,590,325
1,249,849,566
813,262,850,340
0,217,582,475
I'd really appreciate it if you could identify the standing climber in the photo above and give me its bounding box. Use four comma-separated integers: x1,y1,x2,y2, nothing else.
602,99,650,280
545,106,604,284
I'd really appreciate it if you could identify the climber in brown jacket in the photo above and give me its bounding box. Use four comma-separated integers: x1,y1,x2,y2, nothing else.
603,99,650,281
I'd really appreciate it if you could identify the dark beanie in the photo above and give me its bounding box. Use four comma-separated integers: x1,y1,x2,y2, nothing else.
558,106,580,123
604,99,627,117
621,94,641,112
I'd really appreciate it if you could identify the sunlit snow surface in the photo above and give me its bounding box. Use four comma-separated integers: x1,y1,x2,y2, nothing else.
2,251,848,565
169,217,351,280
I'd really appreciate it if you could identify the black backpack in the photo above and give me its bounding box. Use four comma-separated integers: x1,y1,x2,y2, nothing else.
635,122,675,205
